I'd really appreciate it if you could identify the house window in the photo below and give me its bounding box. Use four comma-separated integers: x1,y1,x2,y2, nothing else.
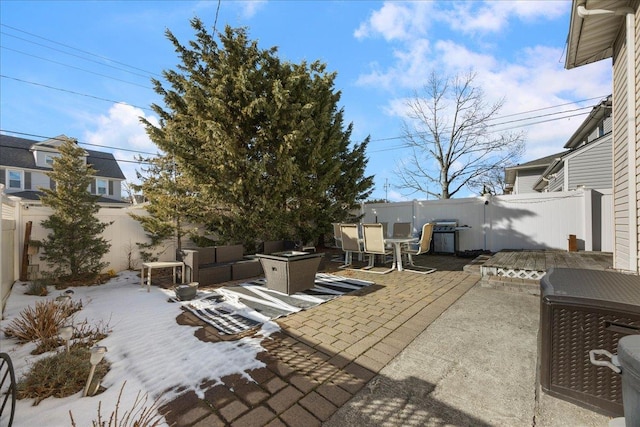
44,154,55,166
96,179,108,195
8,170,22,189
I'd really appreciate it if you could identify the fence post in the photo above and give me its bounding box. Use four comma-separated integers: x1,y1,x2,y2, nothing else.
583,188,593,251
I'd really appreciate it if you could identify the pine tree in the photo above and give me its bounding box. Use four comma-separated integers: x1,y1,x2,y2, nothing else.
130,153,197,260
142,20,373,248
39,138,112,280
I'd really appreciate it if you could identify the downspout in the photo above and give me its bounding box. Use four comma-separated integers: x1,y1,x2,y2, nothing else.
578,4,637,272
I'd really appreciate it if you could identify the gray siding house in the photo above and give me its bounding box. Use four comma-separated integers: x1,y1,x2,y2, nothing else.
0,134,127,205
504,152,567,194
533,96,613,192
565,0,639,274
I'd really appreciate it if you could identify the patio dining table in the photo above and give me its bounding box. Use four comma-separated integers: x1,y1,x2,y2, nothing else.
384,237,418,272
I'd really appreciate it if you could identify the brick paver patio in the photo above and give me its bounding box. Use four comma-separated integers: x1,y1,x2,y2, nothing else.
160,252,479,426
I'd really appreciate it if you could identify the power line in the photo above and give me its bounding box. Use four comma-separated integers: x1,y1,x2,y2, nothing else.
0,23,162,78
0,75,156,112
0,130,160,157
0,31,154,79
484,95,606,122
1,46,153,89
368,96,607,144
0,141,154,166
367,110,592,153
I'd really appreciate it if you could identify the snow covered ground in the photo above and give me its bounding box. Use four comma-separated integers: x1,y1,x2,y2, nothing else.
1,271,278,426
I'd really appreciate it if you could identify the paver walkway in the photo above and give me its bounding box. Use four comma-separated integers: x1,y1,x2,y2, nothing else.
160,253,478,426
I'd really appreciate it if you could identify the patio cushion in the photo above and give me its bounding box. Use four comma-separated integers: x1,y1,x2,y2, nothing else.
198,247,216,265
215,245,244,263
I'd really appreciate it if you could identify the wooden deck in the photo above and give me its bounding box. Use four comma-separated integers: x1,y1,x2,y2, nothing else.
483,250,613,272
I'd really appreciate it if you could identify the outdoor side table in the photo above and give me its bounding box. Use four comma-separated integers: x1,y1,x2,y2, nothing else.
140,261,185,292
256,251,323,295
539,268,640,417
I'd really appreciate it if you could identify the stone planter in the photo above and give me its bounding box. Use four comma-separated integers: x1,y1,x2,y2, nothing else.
175,282,199,301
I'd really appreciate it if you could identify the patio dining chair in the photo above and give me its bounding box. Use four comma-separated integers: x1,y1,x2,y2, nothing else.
401,223,436,274
338,223,364,269
332,222,342,248
392,222,412,238
362,223,395,274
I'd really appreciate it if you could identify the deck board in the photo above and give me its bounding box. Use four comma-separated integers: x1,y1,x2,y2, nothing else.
483,251,612,272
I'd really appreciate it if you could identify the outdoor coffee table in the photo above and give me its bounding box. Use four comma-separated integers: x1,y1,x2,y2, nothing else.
140,261,185,292
256,251,324,295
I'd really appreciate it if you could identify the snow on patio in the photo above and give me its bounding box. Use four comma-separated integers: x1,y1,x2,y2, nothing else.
1,270,278,426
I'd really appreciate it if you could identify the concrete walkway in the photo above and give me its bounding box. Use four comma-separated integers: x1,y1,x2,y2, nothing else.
324,285,610,426
160,253,611,426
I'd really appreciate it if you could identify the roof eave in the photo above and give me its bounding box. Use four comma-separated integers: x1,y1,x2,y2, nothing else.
564,95,612,149
565,0,628,70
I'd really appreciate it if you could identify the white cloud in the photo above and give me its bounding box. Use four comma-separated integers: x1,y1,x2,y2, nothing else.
441,1,569,35
236,0,267,19
354,0,610,170
84,103,160,184
354,1,434,41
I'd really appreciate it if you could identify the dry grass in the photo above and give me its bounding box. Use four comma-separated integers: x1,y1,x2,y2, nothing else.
54,272,115,290
70,382,165,427
3,299,83,353
17,345,109,405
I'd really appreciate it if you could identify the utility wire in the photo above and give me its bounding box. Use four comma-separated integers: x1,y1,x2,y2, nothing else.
0,142,154,166
0,23,162,78
484,95,607,121
368,110,592,153
0,75,156,113
0,130,159,157
1,46,153,89
0,31,153,79
3,72,604,145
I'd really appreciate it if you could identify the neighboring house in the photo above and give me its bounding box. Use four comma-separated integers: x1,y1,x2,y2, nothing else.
533,96,613,192
504,151,567,194
566,0,639,274
0,134,127,206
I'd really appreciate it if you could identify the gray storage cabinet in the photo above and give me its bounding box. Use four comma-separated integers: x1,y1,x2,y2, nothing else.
539,268,640,416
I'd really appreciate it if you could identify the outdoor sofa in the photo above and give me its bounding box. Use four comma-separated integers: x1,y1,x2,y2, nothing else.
179,240,298,286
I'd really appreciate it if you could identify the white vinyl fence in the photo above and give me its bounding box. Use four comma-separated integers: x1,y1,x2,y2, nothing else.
361,188,613,253
1,189,18,310
1,187,612,312
1,195,175,309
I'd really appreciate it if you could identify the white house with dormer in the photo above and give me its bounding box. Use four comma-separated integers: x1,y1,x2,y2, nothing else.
0,134,127,206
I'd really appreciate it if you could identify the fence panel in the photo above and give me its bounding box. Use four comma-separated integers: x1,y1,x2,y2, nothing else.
22,205,175,276
1,193,18,310
360,190,612,253
488,192,586,251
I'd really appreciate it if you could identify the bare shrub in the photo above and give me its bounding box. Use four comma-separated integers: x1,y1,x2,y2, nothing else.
3,299,83,353
25,279,49,296
17,346,109,405
73,318,112,347
70,382,165,427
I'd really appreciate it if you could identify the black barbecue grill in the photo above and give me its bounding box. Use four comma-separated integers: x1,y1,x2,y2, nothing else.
432,220,459,254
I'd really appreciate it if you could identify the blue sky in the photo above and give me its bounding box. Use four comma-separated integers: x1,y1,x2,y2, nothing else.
0,1,611,200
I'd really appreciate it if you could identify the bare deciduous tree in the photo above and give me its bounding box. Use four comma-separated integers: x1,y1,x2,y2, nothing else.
396,70,525,199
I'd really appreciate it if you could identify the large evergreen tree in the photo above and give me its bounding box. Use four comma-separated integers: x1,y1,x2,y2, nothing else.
39,138,111,280
142,20,373,248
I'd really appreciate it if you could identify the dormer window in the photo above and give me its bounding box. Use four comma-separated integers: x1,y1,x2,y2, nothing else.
8,170,22,189
45,154,55,166
96,179,107,195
